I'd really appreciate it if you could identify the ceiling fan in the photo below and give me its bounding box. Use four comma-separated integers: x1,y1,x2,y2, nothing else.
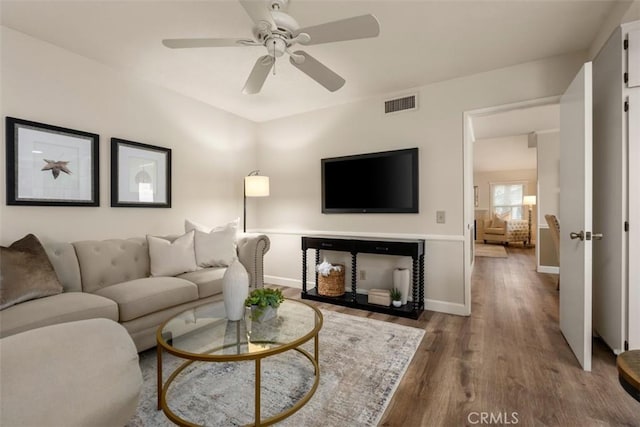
162,0,380,94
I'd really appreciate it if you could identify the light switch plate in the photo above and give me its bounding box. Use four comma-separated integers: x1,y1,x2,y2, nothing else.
436,210,445,223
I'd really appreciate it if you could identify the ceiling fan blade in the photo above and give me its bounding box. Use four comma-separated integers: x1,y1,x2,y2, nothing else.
243,55,274,95
162,38,259,49
239,0,276,31
289,51,345,92
295,14,380,45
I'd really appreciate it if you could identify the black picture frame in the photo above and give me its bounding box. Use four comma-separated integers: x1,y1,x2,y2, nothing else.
111,138,171,208
5,117,99,207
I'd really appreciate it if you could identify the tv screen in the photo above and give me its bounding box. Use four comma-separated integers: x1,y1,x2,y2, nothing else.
321,148,419,213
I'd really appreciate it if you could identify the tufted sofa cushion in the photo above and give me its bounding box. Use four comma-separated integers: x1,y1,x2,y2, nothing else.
73,239,149,293
94,277,198,322
177,268,226,298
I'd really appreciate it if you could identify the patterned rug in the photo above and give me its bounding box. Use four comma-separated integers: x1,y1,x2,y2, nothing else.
475,243,508,258
127,309,424,427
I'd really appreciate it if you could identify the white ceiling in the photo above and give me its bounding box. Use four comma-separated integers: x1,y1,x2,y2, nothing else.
472,103,559,141
0,0,626,122
472,103,559,172
474,135,537,172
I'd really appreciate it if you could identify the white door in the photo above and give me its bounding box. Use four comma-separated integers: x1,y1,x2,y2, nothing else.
559,62,593,371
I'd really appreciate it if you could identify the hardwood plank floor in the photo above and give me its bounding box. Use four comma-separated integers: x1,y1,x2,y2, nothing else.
278,246,640,426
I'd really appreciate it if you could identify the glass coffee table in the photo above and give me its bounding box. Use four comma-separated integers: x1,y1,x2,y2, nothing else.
156,298,323,426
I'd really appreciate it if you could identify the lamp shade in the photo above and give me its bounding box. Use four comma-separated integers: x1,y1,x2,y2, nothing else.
523,195,537,206
244,175,270,197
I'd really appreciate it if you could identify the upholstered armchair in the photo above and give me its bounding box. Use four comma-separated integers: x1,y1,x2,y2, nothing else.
483,217,528,245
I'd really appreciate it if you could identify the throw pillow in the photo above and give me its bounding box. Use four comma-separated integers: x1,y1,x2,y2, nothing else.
185,217,239,234
0,234,63,310
491,211,511,228
147,231,197,277
185,218,239,267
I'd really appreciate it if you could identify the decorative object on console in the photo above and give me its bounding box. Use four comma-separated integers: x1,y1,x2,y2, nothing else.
0,234,63,310
368,289,391,306
390,288,402,307
5,117,99,207
185,218,239,267
243,170,269,232
392,268,410,305
111,138,171,208
161,0,380,95
146,231,197,276
523,195,537,247
316,261,345,297
222,259,249,321
244,288,284,322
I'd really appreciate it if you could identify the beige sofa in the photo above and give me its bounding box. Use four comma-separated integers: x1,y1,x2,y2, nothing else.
0,318,142,427
0,233,270,352
483,218,529,245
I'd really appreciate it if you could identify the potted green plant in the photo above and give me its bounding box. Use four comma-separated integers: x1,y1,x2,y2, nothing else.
244,288,285,322
390,288,402,307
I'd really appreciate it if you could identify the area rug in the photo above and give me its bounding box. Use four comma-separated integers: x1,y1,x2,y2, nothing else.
127,309,425,427
475,243,508,258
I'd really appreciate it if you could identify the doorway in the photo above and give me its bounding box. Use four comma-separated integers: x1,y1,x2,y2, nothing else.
462,96,560,314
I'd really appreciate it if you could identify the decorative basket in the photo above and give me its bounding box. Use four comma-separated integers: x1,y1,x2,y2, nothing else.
318,263,345,297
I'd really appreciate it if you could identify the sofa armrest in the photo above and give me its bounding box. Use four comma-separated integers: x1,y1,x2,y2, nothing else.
236,233,270,289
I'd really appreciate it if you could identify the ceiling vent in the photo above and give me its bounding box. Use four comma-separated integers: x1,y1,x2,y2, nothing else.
384,94,418,114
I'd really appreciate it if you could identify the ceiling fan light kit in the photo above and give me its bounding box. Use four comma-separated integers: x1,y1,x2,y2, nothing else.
162,0,380,94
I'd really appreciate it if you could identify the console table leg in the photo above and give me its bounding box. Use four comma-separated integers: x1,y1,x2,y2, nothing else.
351,252,357,302
412,257,419,312
302,250,307,293
419,254,425,309
315,250,320,290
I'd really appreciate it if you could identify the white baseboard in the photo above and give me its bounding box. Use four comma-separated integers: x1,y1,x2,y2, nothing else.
266,276,470,316
537,266,559,274
265,275,305,288
424,299,470,316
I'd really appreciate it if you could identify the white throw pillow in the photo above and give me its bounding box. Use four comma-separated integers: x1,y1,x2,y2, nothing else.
147,231,197,277
185,218,239,267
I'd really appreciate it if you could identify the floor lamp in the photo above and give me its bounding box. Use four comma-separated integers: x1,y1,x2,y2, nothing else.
523,195,537,247
244,170,269,232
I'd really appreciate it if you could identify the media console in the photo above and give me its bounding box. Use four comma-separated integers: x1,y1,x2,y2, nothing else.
301,235,425,319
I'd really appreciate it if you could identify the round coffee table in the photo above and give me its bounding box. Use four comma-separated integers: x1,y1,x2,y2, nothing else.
156,298,323,426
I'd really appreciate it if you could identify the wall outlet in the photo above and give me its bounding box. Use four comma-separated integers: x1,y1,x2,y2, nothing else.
436,210,446,224
359,270,366,280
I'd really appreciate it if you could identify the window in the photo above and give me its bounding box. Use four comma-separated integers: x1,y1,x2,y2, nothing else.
491,183,525,220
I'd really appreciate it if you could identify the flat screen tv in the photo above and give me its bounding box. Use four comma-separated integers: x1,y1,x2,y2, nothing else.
321,148,419,213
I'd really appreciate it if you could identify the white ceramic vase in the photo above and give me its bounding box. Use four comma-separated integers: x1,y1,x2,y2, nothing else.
393,268,410,305
222,259,249,321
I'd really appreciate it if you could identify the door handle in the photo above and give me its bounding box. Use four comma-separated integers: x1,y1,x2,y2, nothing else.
592,233,603,240
570,231,584,240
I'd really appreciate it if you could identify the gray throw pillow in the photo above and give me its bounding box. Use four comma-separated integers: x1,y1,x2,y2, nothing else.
0,234,63,310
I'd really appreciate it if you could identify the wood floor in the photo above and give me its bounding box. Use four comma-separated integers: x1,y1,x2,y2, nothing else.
280,246,640,426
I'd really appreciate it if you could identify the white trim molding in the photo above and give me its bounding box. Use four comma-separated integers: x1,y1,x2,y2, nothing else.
253,228,465,242
537,266,560,274
424,299,470,316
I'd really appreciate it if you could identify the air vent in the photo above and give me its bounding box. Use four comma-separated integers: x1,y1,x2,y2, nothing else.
384,94,418,114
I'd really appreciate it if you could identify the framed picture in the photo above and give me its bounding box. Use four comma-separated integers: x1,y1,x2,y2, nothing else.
5,117,99,206
111,138,171,208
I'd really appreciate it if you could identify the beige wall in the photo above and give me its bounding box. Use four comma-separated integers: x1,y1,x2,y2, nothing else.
537,131,560,271
0,24,587,315
256,52,585,312
0,27,257,245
